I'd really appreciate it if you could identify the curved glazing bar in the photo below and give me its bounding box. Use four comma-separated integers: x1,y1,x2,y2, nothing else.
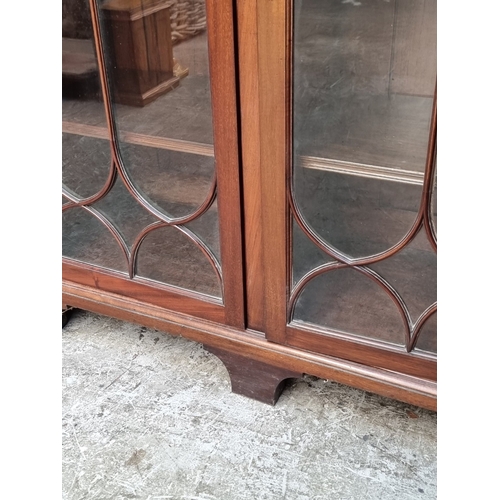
62,206,129,273
410,304,437,352
291,0,437,354
95,0,217,222
62,3,117,206
428,156,437,247
292,0,436,260
62,0,223,298
414,310,437,354
369,229,437,325
293,266,410,348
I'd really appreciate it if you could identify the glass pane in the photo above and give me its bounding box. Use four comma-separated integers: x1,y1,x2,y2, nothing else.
292,218,334,287
62,133,111,200
62,207,128,273
63,0,223,298
63,0,111,200
293,0,436,259
294,268,406,347
415,312,437,354
92,175,158,247
293,170,422,257
292,0,436,349
118,143,215,220
370,229,436,324
97,0,215,219
136,225,221,298
185,201,221,264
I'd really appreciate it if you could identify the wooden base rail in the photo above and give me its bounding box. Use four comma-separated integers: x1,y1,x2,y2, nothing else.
63,280,437,410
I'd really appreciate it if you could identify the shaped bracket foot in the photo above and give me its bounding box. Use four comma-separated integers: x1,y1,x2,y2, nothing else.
205,345,301,405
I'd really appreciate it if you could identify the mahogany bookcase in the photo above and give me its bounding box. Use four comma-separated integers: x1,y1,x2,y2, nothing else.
62,0,437,410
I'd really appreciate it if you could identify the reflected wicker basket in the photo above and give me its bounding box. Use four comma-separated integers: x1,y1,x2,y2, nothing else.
166,0,207,44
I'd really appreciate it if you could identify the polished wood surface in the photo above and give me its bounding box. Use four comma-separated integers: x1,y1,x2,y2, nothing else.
63,280,437,410
253,0,436,381
63,0,245,327
237,0,264,332
287,323,436,381
255,0,291,343
64,260,225,322
205,0,245,329
63,0,437,409
205,346,301,405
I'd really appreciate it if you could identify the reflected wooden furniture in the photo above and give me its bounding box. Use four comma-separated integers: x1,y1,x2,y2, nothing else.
62,0,437,411
62,38,100,99
102,0,182,106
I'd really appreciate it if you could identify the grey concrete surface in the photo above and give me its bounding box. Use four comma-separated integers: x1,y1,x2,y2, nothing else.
62,310,437,500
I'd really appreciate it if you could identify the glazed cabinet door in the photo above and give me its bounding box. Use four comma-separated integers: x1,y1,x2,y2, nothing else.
252,0,437,380
62,0,245,327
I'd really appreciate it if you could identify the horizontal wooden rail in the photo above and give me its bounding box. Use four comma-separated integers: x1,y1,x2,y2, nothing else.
63,279,437,410
63,121,426,185
62,121,215,157
300,156,425,185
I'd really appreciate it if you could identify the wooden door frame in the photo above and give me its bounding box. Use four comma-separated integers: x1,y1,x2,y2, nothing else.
62,0,438,410
63,0,246,329
252,0,437,381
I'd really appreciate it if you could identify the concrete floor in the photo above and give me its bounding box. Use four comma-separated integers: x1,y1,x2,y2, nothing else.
62,309,437,500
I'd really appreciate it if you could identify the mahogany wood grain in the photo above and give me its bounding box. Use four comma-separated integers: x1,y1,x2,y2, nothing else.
236,0,265,332
254,0,436,384
62,280,437,410
287,323,436,381
63,259,225,323
63,0,438,410
256,0,291,343
205,345,301,405
66,0,245,328
205,0,246,329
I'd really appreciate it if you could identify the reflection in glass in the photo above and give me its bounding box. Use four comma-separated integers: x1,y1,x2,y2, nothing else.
62,0,107,124
293,0,436,258
294,268,406,347
62,207,128,273
291,0,437,350
62,0,224,298
415,312,437,354
136,225,221,298
97,0,215,218
62,0,111,198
